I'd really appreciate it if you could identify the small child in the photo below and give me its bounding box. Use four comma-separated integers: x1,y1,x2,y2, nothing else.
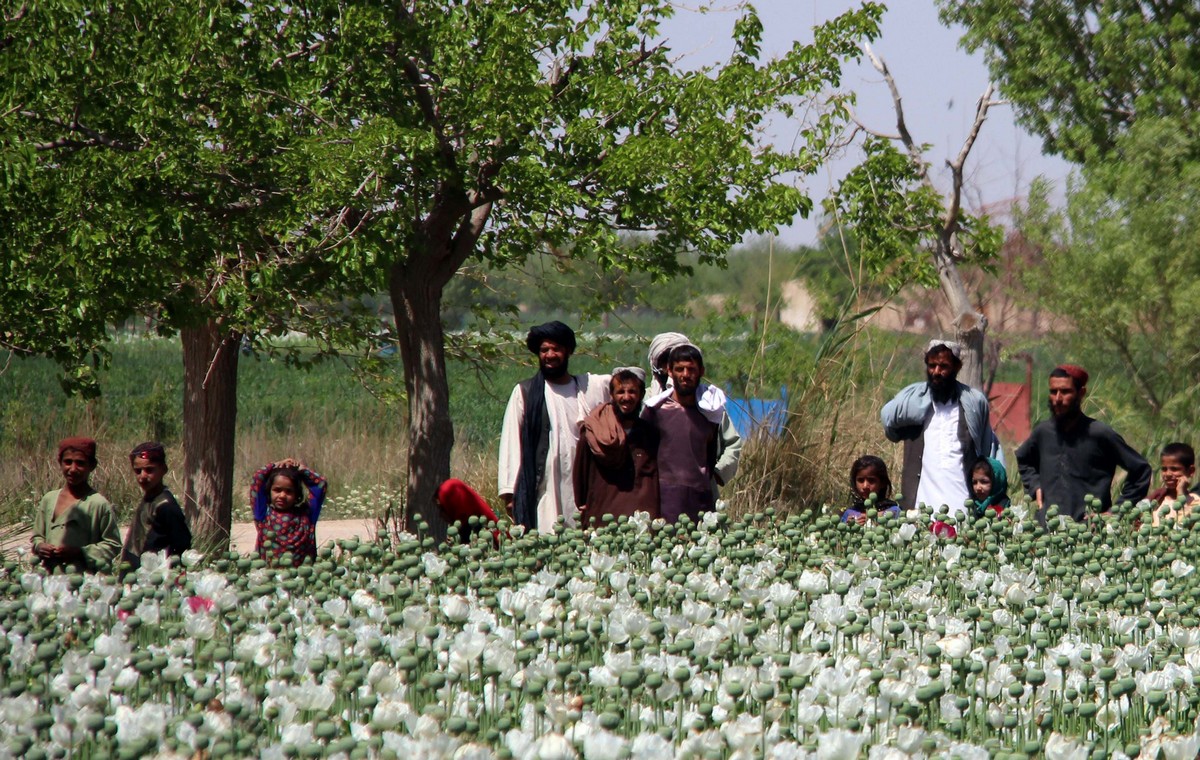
120,442,192,573
841,455,901,525
252,458,327,565
1150,442,1199,526
969,457,1011,518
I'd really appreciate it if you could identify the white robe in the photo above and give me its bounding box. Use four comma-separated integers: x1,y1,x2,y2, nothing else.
498,373,609,531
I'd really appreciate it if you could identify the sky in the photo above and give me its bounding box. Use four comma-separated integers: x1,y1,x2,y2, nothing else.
658,1,1073,246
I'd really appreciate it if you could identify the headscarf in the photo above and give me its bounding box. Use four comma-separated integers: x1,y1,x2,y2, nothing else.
525,321,576,354
437,479,500,525
58,437,97,465
647,332,691,373
1055,364,1089,390
611,366,646,385
129,441,166,465
973,456,1010,515
925,339,962,360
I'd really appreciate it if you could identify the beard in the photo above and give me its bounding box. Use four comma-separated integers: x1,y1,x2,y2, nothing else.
540,359,569,380
1050,397,1082,424
926,371,959,404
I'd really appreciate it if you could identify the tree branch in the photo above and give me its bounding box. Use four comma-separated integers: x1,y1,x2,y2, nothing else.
944,84,996,243
864,43,927,182
22,110,141,152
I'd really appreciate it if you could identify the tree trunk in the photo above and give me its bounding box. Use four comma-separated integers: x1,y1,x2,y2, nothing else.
390,270,452,542
934,237,987,390
180,320,240,553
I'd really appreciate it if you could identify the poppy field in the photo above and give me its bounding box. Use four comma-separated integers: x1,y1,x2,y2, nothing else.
3,499,1200,759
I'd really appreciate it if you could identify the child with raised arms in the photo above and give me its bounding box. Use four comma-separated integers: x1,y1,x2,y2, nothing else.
252,458,327,565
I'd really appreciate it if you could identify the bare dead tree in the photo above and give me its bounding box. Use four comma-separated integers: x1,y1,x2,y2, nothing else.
859,44,1006,389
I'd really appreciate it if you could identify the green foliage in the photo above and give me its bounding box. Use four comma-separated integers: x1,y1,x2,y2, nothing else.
939,0,1200,163
1018,119,1200,435
825,138,1001,290
0,0,378,391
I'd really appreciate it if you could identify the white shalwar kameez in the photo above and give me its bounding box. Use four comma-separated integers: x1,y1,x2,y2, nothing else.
498,373,609,531
914,399,971,519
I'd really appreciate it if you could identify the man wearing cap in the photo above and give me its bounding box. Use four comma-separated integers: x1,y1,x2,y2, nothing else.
881,339,1001,517
499,321,609,531
1016,365,1150,521
32,437,122,573
573,367,659,527
120,441,192,573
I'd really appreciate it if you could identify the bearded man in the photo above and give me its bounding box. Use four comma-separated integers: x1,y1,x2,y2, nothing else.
881,339,1001,515
498,321,609,532
1016,364,1150,521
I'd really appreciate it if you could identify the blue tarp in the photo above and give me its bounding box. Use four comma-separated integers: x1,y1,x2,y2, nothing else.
725,387,789,439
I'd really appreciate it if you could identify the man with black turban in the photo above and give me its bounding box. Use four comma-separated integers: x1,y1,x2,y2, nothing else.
499,321,610,531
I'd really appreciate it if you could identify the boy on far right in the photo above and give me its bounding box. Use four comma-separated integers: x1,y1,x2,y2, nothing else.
1149,442,1200,526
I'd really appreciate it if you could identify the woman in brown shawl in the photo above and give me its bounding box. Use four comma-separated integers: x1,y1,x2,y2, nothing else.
573,368,659,527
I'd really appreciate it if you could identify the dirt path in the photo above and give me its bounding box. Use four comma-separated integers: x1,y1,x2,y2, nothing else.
1,518,382,559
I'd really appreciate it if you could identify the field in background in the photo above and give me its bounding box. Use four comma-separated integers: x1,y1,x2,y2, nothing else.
0,321,1160,533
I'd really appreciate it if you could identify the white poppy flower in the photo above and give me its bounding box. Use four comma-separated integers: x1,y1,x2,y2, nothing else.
629,733,672,760
797,570,828,595
814,728,865,760
422,551,449,579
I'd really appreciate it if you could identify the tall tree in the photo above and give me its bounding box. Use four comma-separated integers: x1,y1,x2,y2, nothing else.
828,48,1002,388
291,0,884,535
3,0,884,542
938,0,1200,163
0,2,362,547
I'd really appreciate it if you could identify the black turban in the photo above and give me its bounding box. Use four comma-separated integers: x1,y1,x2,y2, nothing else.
525,321,576,354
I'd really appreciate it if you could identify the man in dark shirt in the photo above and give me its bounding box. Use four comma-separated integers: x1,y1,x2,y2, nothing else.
1016,365,1151,522
641,344,720,523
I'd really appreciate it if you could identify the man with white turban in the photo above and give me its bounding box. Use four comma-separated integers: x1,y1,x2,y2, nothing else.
881,339,1001,517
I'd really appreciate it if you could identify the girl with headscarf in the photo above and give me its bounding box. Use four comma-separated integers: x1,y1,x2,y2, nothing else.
969,457,1010,517
437,478,501,544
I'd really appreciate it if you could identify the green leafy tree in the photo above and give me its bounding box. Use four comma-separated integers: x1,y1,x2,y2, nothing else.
0,2,366,546
1020,120,1200,431
938,0,1200,163
294,0,884,535
2,0,883,541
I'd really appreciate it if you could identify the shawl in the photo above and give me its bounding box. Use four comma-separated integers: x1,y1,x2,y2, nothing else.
973,456,1010,515
580,403,629,469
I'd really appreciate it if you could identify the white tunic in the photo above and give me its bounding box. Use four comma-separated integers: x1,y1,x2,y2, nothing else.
498,373,609,531
915,399,970,518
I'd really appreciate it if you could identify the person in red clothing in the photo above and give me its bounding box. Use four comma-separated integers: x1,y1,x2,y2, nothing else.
437,478,501,543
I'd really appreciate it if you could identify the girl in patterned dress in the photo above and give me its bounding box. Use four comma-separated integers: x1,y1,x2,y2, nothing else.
251,458,327,565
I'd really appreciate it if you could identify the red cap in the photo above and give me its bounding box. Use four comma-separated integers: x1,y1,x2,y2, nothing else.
58,437,97,464
1055,364,1089,390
